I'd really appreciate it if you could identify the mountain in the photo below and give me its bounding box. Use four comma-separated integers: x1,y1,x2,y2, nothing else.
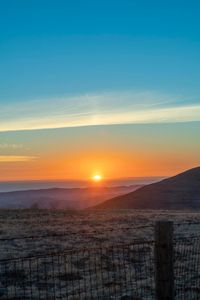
0,185,142,209
92,167,200,210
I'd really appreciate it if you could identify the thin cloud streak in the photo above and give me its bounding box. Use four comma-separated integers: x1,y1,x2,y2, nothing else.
0,143,23,149
0,156,37,163
0,91,199,132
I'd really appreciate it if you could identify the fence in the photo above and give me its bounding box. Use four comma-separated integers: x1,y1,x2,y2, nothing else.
0,221,200,299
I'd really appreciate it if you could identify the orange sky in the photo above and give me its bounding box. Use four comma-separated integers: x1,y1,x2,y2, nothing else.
0,123,200,181
0,147,199,181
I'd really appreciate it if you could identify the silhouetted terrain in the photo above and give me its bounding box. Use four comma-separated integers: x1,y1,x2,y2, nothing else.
0,185,142,209
92,167,200,210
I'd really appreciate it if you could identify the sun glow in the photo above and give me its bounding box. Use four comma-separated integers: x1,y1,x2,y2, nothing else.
92,174,102,182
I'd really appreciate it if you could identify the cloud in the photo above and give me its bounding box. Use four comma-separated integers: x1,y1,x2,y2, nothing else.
0,143,23,149
0,91,199,132
0,156,37,163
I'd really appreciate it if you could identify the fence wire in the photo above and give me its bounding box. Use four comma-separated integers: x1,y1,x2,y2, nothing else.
1,223,200,299
0,242,155,300
174,236,200,300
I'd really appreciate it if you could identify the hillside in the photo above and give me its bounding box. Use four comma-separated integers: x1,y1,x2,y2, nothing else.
92,167,200,210
0,185,142,209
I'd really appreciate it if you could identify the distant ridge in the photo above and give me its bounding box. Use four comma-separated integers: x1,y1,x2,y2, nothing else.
0,185,142,209
92,167,200,210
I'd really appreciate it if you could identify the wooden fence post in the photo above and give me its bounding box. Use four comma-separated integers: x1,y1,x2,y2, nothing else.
154,221,174,300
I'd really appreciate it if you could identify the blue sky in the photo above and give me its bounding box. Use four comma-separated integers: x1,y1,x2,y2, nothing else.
0,1,200,179
1,0,200,104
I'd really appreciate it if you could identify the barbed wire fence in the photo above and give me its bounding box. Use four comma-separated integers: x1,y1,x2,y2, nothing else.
0,221,200,299
0,242,155,300
173,221,200,300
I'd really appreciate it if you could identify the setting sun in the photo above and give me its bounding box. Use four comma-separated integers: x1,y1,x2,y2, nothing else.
92,174,102,182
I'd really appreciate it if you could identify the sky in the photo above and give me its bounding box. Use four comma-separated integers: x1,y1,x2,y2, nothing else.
0,0,200,181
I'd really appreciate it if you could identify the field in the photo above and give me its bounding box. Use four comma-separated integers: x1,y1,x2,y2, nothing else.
0,209,200,256
0,209,200,299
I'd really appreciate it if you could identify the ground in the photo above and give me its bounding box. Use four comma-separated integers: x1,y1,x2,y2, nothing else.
0,210,199,299
0,209,199,258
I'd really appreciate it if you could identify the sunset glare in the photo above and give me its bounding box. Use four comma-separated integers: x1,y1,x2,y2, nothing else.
92,174,102,182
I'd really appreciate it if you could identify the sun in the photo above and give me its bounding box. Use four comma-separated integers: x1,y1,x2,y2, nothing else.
92,174,102,182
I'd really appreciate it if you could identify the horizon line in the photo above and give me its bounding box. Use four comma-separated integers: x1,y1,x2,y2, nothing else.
0,176,167,183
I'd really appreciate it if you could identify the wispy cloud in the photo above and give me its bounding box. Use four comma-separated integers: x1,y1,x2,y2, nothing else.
0,156,37,163
0,143,23,149
0,91,199,132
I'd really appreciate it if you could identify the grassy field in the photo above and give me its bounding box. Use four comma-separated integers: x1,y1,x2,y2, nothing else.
0,210,200,299
0,209,200,258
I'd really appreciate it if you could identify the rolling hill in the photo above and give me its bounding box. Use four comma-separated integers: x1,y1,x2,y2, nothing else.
0,185,142,209
92,167,200,210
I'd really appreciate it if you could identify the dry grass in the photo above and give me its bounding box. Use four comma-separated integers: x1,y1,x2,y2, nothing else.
0,209,200,299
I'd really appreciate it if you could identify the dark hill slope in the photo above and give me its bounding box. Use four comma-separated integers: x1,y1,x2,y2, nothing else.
92,167,200,210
